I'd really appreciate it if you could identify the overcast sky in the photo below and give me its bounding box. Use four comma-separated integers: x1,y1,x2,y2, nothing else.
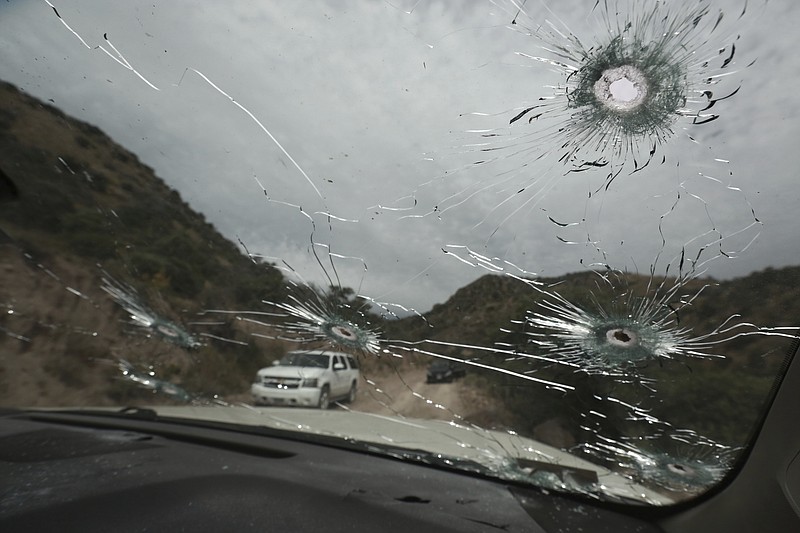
2,0,799,312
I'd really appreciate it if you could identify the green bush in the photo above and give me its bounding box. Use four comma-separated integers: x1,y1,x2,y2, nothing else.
166,259,203,298
128,251,168,278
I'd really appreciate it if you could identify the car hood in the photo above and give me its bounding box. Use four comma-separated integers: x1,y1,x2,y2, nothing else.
257,366,327,379
69,405,673,505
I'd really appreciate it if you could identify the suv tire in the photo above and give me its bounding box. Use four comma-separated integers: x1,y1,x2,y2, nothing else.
318,385,330,409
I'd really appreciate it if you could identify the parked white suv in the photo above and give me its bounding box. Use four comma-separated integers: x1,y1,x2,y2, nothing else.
251,350,360,409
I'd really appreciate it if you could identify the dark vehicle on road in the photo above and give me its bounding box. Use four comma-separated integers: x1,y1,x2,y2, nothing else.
426,359,467,383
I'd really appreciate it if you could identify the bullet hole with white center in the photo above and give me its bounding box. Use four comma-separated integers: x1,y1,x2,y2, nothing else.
606,327,638,347
594,65,649,112
331,325,356,340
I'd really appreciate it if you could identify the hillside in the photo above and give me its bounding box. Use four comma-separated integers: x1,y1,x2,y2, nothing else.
393,267,800,365
0,80,287,405
1,79,798,450
387,266,800,445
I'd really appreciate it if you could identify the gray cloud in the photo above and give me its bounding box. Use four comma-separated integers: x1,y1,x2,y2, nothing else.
1,0,798,311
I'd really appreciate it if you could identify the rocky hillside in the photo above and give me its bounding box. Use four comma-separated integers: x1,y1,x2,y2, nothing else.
387,266,800,445
0,80,287,406
394,266,800,365
2,79,798,448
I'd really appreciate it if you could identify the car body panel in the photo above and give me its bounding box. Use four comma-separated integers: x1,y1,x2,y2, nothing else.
95,404,674,505
252,350,359,407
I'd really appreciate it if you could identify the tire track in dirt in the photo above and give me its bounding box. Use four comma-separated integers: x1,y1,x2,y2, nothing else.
348,367,483,422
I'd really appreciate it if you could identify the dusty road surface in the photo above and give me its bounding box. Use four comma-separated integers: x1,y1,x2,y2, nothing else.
345,366,502,425
225,363,507,427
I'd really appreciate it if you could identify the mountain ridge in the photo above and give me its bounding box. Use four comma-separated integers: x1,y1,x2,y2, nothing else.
2,79,799,448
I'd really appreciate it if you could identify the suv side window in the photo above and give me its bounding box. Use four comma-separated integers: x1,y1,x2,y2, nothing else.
333,355,346,371
347,356,358,370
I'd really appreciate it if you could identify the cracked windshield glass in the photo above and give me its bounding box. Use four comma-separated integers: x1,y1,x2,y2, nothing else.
2,0,799,505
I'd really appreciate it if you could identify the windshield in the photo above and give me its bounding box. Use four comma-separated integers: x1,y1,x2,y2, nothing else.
1,0,798,506
278,353,329,369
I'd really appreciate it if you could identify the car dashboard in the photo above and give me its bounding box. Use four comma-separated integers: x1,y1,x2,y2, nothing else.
0,408,662,533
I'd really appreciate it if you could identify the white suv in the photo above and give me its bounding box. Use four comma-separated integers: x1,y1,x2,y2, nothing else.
251,350,360,409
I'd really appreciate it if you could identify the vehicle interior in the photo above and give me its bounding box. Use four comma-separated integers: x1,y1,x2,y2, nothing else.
1,1,799,531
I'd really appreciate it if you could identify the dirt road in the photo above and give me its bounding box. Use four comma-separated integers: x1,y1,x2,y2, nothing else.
347,366,501,425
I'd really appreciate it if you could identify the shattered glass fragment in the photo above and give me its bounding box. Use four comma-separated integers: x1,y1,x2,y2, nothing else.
205,237,494,420
177,67,329,211
389,337,575,391
495,0,753,174
43,1,161,90
389,0,763,263
525,273,722,378
215,247,383,358
110,358,194,403
1,0,797,511
521,460,600,495
101,276,202,350
257,278,382,356
580,433,735,494
524,267,795,382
